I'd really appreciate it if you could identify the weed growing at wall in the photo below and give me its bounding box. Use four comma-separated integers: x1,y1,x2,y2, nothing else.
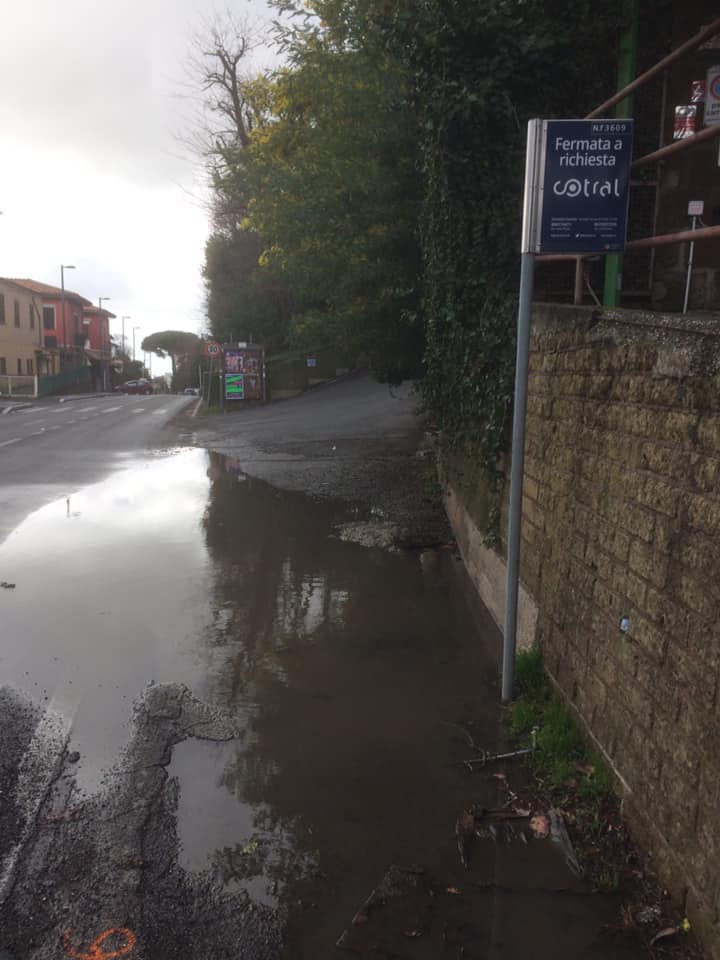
511,647,613,803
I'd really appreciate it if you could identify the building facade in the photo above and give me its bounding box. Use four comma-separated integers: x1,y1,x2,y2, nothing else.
83,304,115,390
8,279,93,375
0,279,44,382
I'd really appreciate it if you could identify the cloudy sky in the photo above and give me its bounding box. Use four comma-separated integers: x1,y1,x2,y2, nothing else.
0,0,277,372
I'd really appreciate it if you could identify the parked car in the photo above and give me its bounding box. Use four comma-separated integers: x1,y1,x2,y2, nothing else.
183,387,200,396
114,378,154,395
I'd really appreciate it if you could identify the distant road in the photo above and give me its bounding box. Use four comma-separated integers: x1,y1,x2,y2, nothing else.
0,394,192,543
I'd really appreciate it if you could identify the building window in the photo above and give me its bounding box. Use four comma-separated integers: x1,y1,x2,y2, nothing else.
17,358,23,375
0,358,6,374
27,358,34,375
14,300,20,327
43,306,55,330
0,294,5,325
29,303,35,329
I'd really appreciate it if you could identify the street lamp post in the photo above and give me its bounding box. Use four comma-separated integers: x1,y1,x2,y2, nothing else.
133,326,140,362
121,316,131,362
60,264,76,366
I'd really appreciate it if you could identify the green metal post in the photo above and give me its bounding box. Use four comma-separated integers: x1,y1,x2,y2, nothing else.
603,0,639,307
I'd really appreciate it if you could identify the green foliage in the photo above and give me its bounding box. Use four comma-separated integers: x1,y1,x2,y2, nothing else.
203,230,291,352
593,869,621,894
243,2,425,382
198,0,625,447
514,646,545,700
509,698,543,739
382,0,622,480
141,330,201,391
510,647,614,803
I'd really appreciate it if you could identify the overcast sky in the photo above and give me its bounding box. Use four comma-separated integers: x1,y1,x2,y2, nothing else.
0,0,277,373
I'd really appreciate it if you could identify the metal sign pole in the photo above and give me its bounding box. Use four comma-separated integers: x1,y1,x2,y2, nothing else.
501,117,633,702
502,120,542,704
502,253,536,703
682,214,697,314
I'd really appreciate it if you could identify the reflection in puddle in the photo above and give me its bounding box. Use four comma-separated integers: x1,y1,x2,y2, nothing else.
1,444,616,956
0,448,215,791
168,737,314,907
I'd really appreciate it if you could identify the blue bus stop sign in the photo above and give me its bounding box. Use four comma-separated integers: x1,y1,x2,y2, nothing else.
536,119,634,254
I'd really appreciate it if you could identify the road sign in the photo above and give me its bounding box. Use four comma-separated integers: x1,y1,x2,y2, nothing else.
705,65,720,126
203,341,221,358
523,119,634,255
225,373,245,399
506,117,634,703
688,200,705,216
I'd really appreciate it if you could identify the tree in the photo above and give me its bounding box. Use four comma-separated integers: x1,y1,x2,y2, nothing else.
203,230,292,352
189,17,293,354
110,335,147,387
238,0,424,380
142,331,201,391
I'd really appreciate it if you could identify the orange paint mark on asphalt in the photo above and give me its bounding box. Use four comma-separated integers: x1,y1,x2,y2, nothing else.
63,927,137,960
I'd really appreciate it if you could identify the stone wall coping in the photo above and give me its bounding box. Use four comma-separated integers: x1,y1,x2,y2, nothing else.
533,302,720,340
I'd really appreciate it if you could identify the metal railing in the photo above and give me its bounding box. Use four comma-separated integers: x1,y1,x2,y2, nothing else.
538,15,720,305
37,367,93,397
0,375,38,398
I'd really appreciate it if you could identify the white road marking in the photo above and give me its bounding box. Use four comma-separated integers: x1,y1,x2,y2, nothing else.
75,406,97,413
0,437,21,447
48,425,61,431
30,429,45,436
67,420,76,425
102,406,123,414
131,408,145,414
152,408,169,416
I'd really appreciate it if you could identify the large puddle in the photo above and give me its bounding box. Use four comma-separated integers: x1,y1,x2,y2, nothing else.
0,447,641,958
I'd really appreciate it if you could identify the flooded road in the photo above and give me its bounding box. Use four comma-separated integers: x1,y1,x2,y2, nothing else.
0,422,645,957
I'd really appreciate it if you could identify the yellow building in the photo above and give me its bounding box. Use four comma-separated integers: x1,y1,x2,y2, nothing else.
0,279,58,392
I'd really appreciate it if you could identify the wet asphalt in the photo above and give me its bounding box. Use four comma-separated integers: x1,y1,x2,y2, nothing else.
0,379,646,958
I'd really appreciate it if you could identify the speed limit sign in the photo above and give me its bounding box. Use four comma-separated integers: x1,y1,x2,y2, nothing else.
203,341,221,358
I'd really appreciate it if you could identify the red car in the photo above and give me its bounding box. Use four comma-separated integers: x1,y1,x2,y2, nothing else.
114,378,154,395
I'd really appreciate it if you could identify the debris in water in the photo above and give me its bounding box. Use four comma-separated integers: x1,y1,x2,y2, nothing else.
649,925,681,947
337,865,426,951
460,747,532,771
529,814,550,839
1,582,16,589
549,810,582,876
455,810,474,868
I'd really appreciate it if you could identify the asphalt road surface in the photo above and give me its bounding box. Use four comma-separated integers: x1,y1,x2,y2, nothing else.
0,381,644,960
0,394,193,543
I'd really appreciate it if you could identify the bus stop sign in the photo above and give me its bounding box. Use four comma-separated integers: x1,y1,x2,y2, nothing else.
528,119,634,255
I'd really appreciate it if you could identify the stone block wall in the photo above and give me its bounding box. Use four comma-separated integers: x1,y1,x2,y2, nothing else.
446,303,720,956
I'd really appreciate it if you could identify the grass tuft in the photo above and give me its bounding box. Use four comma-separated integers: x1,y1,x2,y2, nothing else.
509,647,614,806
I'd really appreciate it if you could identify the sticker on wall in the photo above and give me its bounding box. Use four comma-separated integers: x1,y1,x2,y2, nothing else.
673,105,697,139
690,80,706,103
